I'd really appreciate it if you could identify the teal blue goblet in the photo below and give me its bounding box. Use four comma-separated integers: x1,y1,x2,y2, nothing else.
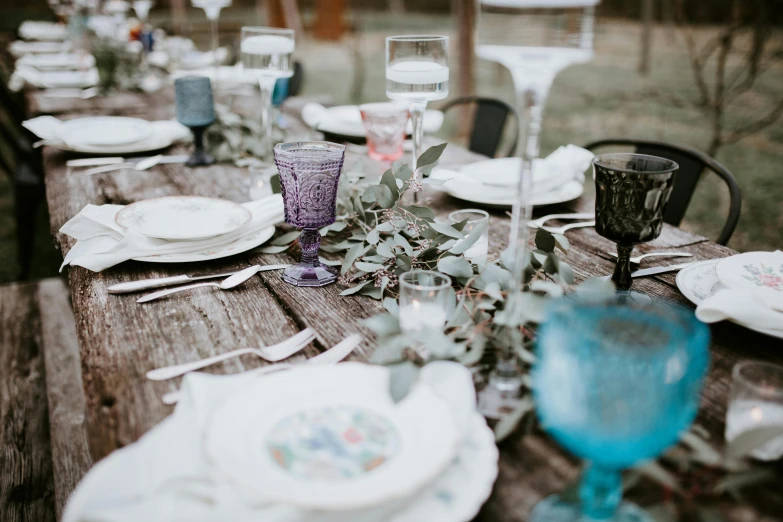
532,299,710,522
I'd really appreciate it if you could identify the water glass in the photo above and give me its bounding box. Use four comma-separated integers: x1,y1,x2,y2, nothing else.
359,103,409,162
399,270,451,334
174,75,216,166
248,165,277,200
448,209,489,269
532,299,710,522
726,361,783,461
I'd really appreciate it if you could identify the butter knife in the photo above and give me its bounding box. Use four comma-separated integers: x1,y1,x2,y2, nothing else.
601,262,694,281
68,155,190,169
107,264,291,294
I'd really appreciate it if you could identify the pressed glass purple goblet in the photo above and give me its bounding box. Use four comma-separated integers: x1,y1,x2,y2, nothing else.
274,141,345,287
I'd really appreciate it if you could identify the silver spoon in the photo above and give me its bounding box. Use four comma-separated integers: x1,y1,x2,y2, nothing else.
137,264,260,303
609,251,693,264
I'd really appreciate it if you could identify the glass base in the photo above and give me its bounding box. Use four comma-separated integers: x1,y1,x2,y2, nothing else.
283,262,338,287
614,290,654,305
187,149,215,167
531,495,652,522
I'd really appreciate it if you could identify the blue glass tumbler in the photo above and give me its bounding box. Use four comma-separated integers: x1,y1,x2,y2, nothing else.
174,75,216,167
532,299,710,522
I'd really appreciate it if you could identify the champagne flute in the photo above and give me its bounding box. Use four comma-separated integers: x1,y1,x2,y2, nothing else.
386,35,448,200
192,0,231,86
240,26,295,161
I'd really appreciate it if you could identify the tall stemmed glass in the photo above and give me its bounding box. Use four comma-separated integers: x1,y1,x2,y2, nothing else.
192,0,231,86
386,35,449,201
532,299,709,521
476,0,597,294
241,26,295,161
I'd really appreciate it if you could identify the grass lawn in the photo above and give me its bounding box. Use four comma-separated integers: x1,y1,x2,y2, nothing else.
1,12,780,282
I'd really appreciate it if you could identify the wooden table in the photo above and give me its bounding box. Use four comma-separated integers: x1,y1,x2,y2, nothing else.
27,89,783,521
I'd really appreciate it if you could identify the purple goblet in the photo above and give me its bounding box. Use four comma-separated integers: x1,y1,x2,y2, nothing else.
274,141,345,287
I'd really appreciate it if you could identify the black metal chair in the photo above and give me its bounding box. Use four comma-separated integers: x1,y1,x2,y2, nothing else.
584,139,741,245
439,96,519,158
288,61,304,97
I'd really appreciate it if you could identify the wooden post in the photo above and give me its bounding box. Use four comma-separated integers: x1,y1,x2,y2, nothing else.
314,0,346,41
453,0,476,98
639,0,654,75
266,0,286,28
170,0,188,36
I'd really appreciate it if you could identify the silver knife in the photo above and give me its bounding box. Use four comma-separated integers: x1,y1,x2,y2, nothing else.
107,264,291,294
68,155,190,169
631,262,694,278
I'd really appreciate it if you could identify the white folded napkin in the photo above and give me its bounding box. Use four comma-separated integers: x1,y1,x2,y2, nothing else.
696,288,783,332
62,362,477,522
22,116,191,146
59,195,284,272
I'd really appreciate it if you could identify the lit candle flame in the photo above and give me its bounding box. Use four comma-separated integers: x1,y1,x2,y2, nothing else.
751,406,764,422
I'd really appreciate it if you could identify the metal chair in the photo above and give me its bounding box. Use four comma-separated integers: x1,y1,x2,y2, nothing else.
584,139,741,245
439,96,519,158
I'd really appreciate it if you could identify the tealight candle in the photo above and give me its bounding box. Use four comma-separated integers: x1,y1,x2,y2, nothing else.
398,270,451,334
725,361,783,461
449,209,489,269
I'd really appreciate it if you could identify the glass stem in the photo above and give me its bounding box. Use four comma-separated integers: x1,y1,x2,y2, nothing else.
507,74,549,299
192,126,206,154
579,463,623,520
210,16,220,89
299,229,322,267
258,77,277,160
613,243,634,291
409,100,427,204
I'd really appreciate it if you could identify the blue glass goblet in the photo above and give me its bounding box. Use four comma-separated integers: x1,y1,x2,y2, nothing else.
532,299,710,522
174,75,216,167
274,141,345,287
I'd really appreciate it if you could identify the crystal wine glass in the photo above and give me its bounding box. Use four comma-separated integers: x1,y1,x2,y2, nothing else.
192,0,231,86
476,0,597,292
386,35,448,199
593,153,679,291
532,299,710,522
241,26,296,161
274,142,345,287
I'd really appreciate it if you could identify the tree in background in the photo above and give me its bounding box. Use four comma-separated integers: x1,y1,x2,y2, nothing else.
675,0,783,156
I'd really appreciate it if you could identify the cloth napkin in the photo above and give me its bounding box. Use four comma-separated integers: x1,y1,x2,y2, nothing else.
59,195,284,272
62,362,477,522
22,116,191,147
9,67,100,92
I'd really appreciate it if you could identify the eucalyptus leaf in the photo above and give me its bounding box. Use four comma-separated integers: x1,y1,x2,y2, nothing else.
394,163,414,182
449,221,486,255
634,461,683,493
388,362,420,403
535,228,556,252
459,333,486,366
438,239,458,251
363,313,401,337
377,242,395,258
360,285,383,299
380,169,400,201
393,233,414,257
553,233,570,253
383,297,399,317
355,261,385,272
438,256,473,278
725,425,783,461
367,229,380,245
376,222,395,232
416,143,448,169
342,243,369,275
430,222,464,239
340,281,371,296
401,205,435,220
371,184,396,209
271,230,302,246
494,397,534,442
318,257,342,267
556,261,575,285
256,245,291,254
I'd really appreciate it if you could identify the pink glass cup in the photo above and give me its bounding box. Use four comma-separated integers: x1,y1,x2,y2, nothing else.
359,103,409,162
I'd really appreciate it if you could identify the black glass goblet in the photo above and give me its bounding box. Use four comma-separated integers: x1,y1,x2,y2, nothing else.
593,153,679,291
174,75,216,167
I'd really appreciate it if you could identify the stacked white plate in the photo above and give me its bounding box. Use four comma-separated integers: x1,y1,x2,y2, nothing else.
62,363,498,522
9,40,69,57
677,251,783,340
17,52,95,71
49,116,189,154
14,67,99,89
19,21,69,41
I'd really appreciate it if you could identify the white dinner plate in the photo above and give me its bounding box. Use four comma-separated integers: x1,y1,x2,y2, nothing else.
17,52,95,70
676,259,783,340
206,364,460,511
117,196,252,241
51,121,190,154
715,251,783,311
316,105,444,138
19,21,69,41
133,225,275,263
9,40,68,57
33,69,99,88
58,117,153,147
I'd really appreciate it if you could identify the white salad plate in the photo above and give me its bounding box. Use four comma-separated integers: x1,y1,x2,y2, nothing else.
314,105,444,138
52,120,189,154
133,225,275,263
676,259,783,340
715,251,783,312
58,117,153,147
117,196,252,241
17,52,95,70
206,364,461,511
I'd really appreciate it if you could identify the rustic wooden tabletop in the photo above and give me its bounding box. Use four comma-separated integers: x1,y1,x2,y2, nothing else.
26,89,783,521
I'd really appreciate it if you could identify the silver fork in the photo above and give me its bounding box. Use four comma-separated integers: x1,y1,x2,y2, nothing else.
528,212,594,229
609,251,694,264
540,221,595,235
146,328,317,381
160,334,363,405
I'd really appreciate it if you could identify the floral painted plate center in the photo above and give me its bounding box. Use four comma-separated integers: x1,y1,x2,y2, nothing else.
266,406,400,480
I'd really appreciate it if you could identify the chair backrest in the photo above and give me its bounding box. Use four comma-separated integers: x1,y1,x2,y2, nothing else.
439,96,518,158
288,61,304,97
584,139,742,245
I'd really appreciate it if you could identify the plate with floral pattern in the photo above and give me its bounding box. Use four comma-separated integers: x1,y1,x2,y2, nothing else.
117,196,252,240
716,251,783,312
206,363,460,511
133,225,275,263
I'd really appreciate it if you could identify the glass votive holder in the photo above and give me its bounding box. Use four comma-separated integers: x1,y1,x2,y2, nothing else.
399,270,451,334
448,209,489,269
248,164,277,200
725,361,783,461
359,102,409,162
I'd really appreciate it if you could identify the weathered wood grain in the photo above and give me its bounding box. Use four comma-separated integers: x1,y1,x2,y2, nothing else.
0,281,56,522
37,278,92,520
28,89,783,521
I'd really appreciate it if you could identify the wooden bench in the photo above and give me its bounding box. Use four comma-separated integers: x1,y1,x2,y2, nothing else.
0,278,91,521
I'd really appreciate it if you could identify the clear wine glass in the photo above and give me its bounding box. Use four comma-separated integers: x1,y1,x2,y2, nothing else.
476,0,597,292
192,0,231,87
132,0,153,22
475,0,598,417
241,26,295,161
532,299,710,522
386,35,449,200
